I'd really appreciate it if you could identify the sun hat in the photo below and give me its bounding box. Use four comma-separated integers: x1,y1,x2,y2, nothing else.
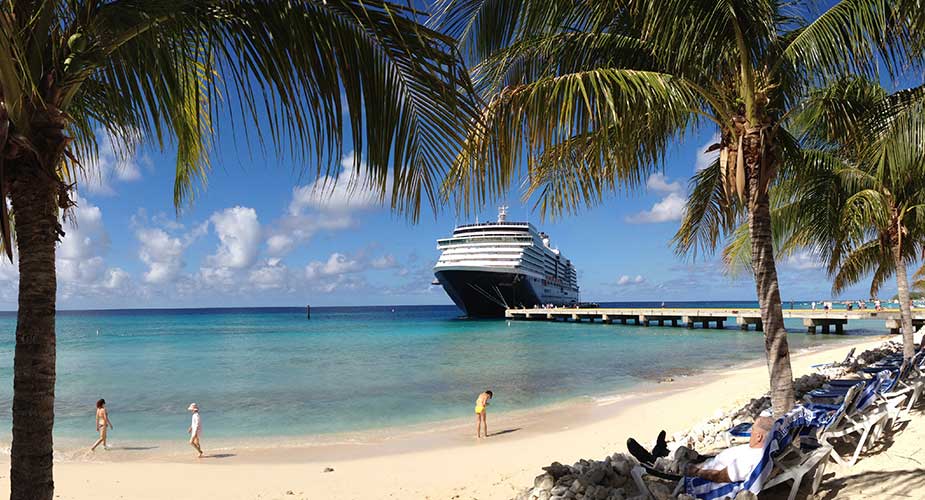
187,403,199,411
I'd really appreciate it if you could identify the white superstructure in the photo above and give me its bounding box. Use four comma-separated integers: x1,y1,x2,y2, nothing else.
433,207,579,316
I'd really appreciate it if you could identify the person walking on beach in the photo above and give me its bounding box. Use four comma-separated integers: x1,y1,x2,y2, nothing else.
187,403,203,457
475,390,493,438
90,399,113,451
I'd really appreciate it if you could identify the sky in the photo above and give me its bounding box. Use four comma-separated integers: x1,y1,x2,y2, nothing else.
0,120,900,311
0,1,918,310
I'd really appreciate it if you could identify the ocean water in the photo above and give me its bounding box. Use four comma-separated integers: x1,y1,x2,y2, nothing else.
0,302,885,442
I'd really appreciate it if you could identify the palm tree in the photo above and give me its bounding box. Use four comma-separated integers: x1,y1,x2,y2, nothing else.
431,0,921,416
722,78,925,360
0,2,475,499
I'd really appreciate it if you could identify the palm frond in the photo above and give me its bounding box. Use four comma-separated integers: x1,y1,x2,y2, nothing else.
55,0,477,219
443,68,701,218
777,0,911,87
673,154,741,259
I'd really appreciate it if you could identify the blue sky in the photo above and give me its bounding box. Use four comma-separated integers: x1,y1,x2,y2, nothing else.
0,122,895,310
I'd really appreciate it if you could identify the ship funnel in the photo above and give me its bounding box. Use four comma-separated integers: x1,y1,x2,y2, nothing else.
497,205,508,223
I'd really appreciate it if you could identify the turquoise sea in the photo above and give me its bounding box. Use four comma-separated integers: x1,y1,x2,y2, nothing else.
0,302,885,442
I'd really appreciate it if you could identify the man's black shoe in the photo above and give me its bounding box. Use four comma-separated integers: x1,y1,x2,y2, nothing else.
652,430,669,458
626,438,656,465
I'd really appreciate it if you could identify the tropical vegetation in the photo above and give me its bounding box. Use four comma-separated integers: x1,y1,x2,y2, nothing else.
723,77,925,360
0,1,475,499
431,0,922,417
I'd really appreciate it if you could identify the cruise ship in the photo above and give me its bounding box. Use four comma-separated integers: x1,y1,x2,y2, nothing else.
433,207,580,317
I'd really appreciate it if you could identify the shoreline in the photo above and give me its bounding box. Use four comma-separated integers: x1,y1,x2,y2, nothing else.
0,335,894,499
18,334,870,465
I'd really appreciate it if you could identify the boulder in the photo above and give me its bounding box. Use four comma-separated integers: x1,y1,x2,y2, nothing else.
647,481,672,500
551,486,569,496
556,475,576,486
543,462,573,479
580,467,605,486
610,454,636,476
535,473,556,491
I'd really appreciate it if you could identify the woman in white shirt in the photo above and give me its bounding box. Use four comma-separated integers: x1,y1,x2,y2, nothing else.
187,403,203,457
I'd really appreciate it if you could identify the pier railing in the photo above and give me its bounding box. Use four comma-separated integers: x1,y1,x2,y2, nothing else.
504,307,925,334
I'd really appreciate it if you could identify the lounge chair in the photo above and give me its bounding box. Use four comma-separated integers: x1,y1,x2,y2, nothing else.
806,371,894,466
632,407,832,500
811,347,856,371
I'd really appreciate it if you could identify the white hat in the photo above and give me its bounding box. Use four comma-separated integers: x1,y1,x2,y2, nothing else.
187,403,199,411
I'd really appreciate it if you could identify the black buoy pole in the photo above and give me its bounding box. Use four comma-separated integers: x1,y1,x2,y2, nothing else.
306,304,311,319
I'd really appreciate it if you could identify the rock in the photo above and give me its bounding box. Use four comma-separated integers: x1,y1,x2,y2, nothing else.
323,467,334,473
594,486,611,500
570,479,584,493
544,462,573,479
677,495,696,500
733,491,758,500
537,491,550,500
551,486,569,496
581,467,605,485
550,497,564,500
285,491,294,496
608,474,627,489
648,482,672,500
535,473,556,491
610,454,635,476
556,475,576,486
608,487,625,500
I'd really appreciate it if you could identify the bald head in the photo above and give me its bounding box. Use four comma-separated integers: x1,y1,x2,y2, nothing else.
749,417,774,448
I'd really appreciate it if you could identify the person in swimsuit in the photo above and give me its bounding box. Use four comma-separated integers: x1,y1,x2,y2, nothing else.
474,390,493,438
187,403,203,457
90,398,113,451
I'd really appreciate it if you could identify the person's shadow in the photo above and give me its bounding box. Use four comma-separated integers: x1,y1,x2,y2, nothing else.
203,453,236,459
489,428,521,437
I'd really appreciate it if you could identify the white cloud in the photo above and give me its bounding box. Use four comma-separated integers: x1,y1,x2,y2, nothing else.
208,206,261,269
696,132,721,171
137,227,187,284
617,274,646,285
289,152,384,215
80,129,143,195
370,254,398,269
248,259,290,290
305,252,362,280
265,152,388,258
784,250,824,270
57,199,111,283
646,173,683,194
625,192,686,224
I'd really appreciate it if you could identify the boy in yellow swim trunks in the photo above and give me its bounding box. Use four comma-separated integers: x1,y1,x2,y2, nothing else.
475,390,493,438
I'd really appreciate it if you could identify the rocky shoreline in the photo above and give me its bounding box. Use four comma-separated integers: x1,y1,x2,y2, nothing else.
514,339,904,500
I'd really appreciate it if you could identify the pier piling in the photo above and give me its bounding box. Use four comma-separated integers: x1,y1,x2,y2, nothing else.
505,307,922,335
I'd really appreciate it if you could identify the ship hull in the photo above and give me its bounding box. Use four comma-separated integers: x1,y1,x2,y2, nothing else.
435,269,577,317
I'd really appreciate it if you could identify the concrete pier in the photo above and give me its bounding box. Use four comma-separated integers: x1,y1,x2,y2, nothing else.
505,307,925,334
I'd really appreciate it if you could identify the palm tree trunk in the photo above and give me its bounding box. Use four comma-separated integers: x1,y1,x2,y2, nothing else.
891,238,915,360
745,130,794,417
9,166,59,500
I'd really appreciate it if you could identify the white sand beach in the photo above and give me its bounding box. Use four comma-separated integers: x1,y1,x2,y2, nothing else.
4,335,922,500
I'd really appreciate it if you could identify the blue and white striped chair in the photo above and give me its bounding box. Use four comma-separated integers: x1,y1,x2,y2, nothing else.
632,407,832,500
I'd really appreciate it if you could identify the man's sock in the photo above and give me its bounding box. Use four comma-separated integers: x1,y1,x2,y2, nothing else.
626,438,656,465
652,430,669,458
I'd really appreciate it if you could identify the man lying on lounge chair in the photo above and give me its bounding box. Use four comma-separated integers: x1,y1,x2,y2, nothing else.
627,417,774,483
